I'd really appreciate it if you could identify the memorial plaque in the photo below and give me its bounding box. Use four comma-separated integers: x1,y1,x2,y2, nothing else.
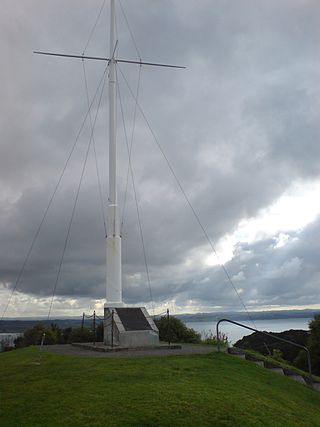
115,307,152,331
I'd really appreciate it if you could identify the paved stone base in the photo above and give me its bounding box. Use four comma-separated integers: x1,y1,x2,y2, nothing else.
40,343,219,358
72,342,181,352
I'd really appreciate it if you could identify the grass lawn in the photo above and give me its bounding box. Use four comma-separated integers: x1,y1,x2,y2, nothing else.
1,347,320,426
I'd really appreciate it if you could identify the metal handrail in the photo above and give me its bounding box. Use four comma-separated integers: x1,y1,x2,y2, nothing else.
216,318,313,381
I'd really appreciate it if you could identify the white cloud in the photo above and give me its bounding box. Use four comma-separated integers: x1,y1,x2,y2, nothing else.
205,180,320,267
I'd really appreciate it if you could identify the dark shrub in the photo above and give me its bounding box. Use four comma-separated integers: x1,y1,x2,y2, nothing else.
50,323,62,343
14,336,25,348
18,323,57,347
295,315,320,375
2,346,15,352
96,322,104,342
308,315,320,375
155,315,201,344
202,331,228,346
68,327,94,343
61,327,72,344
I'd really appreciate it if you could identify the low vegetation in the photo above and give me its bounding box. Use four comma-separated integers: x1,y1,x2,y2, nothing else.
12,315,227,349
13,322,104,348
155,315,202,344
235,314,320,376
295,315,320,375
1,347,320,426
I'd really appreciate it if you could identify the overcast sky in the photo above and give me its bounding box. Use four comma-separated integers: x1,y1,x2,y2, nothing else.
1,0,320,318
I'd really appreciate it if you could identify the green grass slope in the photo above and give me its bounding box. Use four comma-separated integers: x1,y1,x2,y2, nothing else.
1,347,320,427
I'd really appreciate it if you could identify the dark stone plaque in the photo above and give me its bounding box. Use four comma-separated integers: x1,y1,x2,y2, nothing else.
116,308,152,331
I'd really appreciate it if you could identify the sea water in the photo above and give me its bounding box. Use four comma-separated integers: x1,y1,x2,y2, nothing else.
186,317,311,344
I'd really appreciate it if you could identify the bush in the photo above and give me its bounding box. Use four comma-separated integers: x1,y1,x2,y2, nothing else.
13,323,97,348
2,346,15,352
272,349,285,363
61,327,73,344
50,323,62,343
202,331,228,346
96,322,104,342
68,327,94,343
16,323,57,348
294,315,320,375
14,336,25,348
155,315,201,344
294,349,308,371
308,315,320,375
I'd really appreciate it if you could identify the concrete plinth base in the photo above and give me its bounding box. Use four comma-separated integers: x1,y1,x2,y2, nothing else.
104,306,159,348
72,342,181,353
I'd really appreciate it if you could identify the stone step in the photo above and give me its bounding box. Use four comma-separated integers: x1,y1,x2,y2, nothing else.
227,347,243,355
268,367,284,375
233,353,246,359
285,374,307,385
253,360,264,367
227,347,319,391
312,382,320,391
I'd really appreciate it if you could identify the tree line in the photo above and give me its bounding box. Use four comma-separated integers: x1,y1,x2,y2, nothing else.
7,315,227,350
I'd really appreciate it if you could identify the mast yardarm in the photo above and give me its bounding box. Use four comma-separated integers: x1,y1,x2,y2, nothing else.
33,0,185,307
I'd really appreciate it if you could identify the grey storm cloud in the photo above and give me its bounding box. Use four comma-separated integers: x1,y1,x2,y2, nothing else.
0,0,320,314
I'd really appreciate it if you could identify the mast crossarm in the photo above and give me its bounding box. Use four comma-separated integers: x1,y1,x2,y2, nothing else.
33,51,186,69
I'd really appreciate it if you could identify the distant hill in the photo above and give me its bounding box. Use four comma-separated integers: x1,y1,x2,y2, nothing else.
234,329,310,364
177,309,320,323
1,308,319,333
0,318,83,333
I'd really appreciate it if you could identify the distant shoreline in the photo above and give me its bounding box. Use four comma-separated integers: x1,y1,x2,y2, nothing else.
177,308,319,323
1,308,319,333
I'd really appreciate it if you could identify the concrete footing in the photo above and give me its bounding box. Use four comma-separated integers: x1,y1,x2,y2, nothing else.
72,342,181,352
104,306,159,348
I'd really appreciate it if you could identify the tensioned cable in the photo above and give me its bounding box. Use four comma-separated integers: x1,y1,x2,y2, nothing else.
0,65,109,322
118,1,142,232
82,60,107,236
82,0,107,56
120,64,142,233
115,6,153,314
152,310,168,318
117,0,142,60
81,0,109,234
47,70,107,320
117,68,155,316
117,64,256,327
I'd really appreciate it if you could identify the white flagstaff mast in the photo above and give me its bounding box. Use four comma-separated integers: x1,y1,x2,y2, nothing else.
33,0,185,347
105,0,122,306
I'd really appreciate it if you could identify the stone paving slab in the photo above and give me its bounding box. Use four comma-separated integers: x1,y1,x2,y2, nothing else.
264,367,285,375
313,382,320,391
72,342,182,352
253,360,264,367
41,343,219,358
287,374,307,385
